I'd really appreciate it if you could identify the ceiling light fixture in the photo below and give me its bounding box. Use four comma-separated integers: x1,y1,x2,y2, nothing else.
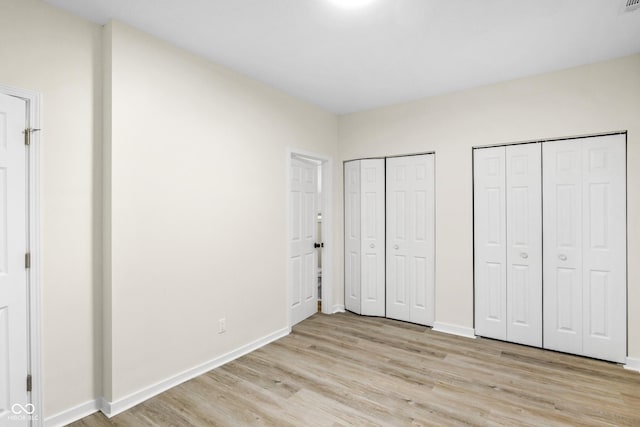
329,0,376,9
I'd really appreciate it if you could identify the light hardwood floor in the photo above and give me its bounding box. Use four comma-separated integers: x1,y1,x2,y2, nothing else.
71,312,640,426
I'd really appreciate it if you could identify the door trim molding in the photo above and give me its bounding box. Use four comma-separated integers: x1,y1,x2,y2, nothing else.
0,83,43,426
286,148,334,325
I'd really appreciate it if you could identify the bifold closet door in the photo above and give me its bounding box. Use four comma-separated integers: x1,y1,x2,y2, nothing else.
474,144,542,346
386,154,435,326
474,147,507,340
344,161,362,314
543,135,626,363
344,159,385,316
505,144,542,346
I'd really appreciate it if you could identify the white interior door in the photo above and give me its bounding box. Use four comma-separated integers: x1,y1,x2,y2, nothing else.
505,144,542,347
0,93,29,426
543,140,583,355
360,159,385,316
344,160,361,314
290,157,318,326
474,147,507,340
543,135,626,363
580,135,626,362
386,154,435,326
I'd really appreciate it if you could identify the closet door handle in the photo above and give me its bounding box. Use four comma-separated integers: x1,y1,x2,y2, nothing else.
520,252,528,259
558,254,567,261
370,243,375,249
393,244,399,250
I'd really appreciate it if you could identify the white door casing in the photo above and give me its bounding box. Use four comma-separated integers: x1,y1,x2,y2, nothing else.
505,143,542,347
344,160,361,314
386,154,435,326
360,159,385,316
0,93,29,426
290,157,318,326
543,135,627,363
474,147,507,340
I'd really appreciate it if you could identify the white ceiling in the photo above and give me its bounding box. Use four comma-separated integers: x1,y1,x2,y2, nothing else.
43,0,640,114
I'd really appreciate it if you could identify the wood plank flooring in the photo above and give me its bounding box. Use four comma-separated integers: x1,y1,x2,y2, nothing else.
71,312,640,426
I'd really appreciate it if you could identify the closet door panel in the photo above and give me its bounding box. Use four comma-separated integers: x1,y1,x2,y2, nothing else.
474,147,507,340
386,154,435,325
543,141,583,355
410,155,435,325
386,159,411,321
361,159,386,316
344,161,361,314
581,135,626,363
506,144,542,347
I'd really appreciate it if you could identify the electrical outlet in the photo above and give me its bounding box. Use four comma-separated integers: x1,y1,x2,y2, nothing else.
219,318,226,334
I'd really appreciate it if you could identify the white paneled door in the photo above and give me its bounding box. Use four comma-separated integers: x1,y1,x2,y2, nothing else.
360,159,385,316
386,154,435,326
344,159,385,316
344,161,361,314
290,157,318,326
0,93,29,426
474,143,543,347
505,144,542,347
543,135,626,363
474,147,507,340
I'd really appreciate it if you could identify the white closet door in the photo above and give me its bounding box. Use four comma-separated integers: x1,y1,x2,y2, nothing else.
544,135,626,362
290,157,318,325
360,159,385,316
543,140,583,355
506,144,542,347
474,147,507,340
344,161,361,314
581,135,626,362
386,154,435,326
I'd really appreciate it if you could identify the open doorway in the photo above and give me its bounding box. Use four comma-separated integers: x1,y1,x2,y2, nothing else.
287,149,333,327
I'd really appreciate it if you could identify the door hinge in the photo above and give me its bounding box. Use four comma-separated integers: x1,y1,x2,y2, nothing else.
23,128,41,146
25,253,31,269
26,374,32,392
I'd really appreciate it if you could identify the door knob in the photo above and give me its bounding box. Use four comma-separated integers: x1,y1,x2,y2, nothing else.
394,244,399,250
370,243,375,248
558,254,567,261
314,243,322,248
520,252,528,259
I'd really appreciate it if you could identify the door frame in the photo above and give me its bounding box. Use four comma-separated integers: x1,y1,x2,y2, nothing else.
0,83,43,426
286,148,334,326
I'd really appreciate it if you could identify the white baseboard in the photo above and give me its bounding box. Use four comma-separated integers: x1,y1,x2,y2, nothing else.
44,398,103,427
331,304,345,313
102,326,290,418
433,321,476,339
624,357,640,373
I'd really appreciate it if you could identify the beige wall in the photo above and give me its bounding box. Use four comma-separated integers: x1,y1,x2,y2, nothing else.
0,0,103,416
338,54,640,358
104,21,338,400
